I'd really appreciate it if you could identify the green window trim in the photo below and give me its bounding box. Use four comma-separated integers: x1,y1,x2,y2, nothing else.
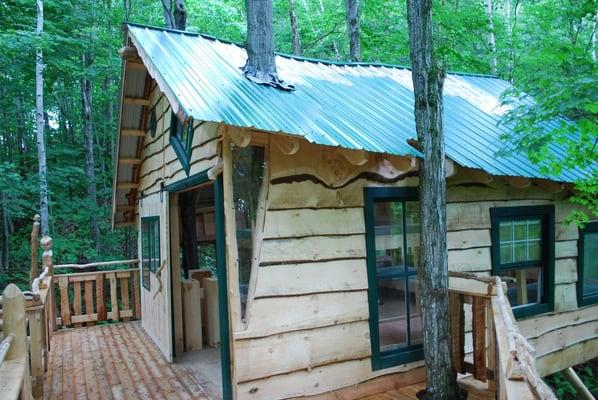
490,205,555,319
578,221,598,307
169,112,195,176
141,216,161,291
364,186,424,371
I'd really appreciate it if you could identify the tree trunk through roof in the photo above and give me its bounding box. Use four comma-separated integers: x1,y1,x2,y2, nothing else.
243,0,293,90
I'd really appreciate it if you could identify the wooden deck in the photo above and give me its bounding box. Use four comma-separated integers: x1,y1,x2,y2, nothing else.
42,321,210,400
40,321,492,400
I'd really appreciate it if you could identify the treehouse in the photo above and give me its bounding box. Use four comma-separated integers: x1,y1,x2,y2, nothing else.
2,22,596,400
109,23,597,400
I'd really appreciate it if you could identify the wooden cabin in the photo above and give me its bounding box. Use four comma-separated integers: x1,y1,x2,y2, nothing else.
111,23,598,400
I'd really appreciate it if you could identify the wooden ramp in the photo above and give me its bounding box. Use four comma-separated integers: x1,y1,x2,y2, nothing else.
42,321,211,400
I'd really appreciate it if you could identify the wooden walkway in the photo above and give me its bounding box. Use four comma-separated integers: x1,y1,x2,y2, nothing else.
42,321,210,400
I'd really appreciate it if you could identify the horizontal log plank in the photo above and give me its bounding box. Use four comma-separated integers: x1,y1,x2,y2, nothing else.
447,229,491,250
554,258,577,284
262,208,365,239
518,304,598,339
236,358,372,400
239,290,369,339
555,241,577,259
448,247,491,272
260,235,366,264
235,321,371,382
254,259,368,297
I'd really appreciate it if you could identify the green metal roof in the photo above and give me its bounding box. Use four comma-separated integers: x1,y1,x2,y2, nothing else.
125,23,588,183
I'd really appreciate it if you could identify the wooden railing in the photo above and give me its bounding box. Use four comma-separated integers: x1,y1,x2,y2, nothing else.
0,215,142,399
448,272,556,400
54,264,141,328
0,284,34,400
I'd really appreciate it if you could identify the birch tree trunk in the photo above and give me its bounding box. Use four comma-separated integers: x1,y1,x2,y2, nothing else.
344,0,361,62
81,51,101,251
406,0,462,398
288,0,302,56
484,0,497,74
35,0,50,236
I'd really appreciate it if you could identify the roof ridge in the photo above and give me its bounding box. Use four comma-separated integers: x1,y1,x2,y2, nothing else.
124,22,503,80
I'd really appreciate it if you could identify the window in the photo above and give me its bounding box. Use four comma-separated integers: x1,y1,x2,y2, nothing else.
232,145,265,321
490,206,554,318
578,222,598,306
364,187,423,370
141,216,161,290
169,112,194,175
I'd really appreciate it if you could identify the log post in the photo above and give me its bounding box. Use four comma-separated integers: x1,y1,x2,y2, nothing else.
40,236,56,333
2,284,33,399
40,236,53,276
30,214,41,285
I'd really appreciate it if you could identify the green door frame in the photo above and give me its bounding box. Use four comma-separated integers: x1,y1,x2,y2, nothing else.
165,171,233,400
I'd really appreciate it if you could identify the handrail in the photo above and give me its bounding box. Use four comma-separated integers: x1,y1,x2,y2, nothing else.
0,333,14,365
54,258,139,270
493,276,556,400
448,272,557,400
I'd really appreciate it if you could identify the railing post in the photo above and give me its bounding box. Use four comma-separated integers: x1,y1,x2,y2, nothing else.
41,236,56,334
472,296,487,381
2,284,33,399
29,214,41,285
449,292,465,373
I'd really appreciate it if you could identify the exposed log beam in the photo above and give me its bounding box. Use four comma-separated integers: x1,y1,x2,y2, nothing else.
534,179,564,194
385,154,417,172
445,159,457,178
230,128,251,147
119,158,142,165
208,157,224,180
118,46,141,63
448,167,493,185
121,129,145,137
504,176,531,188
116,182,139,190
337,148,368,166
124,97,151,107
274,135,300,155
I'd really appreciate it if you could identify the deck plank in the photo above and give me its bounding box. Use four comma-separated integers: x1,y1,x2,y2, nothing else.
42,322,210,400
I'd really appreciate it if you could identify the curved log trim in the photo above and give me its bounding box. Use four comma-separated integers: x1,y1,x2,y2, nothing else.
271,170,419,190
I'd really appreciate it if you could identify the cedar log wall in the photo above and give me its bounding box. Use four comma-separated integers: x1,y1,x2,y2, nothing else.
136,84,221,361
134,83,598,399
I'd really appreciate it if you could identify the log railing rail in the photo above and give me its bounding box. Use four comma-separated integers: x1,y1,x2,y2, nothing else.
54,265,141,328
0,215,142,398
448,271,556,400
0,284,33,400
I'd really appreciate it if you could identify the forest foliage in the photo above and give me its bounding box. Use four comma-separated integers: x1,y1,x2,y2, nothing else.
0,0,596,288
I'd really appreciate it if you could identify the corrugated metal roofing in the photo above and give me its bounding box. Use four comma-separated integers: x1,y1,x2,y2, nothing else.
126,23,587,183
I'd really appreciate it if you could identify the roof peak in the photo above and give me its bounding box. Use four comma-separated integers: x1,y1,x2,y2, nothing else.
124,22,501,80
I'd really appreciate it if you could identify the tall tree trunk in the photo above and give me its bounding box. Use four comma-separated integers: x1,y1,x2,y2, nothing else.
484,0,497,74
161,0,186,30
288,0,302,56
343,0,361,62
1,192,9,272
35,0,50,236
81,51,101,252
243,0,280,83
406,0,461,399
